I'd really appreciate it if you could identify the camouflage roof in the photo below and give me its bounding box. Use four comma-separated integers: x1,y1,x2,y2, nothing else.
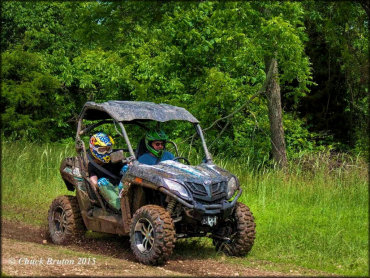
81,101,199,123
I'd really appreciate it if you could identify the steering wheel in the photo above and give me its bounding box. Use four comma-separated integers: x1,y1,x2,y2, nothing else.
172,157,191,165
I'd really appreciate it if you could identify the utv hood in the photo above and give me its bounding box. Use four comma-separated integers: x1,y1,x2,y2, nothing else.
126,160,234,202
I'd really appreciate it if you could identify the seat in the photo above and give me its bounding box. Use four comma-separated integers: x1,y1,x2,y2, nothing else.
135,137,148,159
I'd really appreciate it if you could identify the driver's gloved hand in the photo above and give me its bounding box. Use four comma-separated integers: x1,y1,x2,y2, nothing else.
120,165,129,175
118,182,124,191
97,177,110,187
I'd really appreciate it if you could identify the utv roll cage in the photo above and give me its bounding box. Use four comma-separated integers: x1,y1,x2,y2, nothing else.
75,101,212,163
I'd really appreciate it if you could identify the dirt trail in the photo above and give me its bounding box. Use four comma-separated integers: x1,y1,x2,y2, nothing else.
1,220,293,277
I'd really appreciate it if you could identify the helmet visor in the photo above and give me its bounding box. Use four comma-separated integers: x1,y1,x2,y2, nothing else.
96,146,113,154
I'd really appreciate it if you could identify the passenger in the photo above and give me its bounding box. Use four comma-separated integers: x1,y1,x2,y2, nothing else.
138,130,174,165
88,132,125,210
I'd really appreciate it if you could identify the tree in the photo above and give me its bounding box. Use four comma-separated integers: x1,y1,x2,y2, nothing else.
1,48,64,140
266,58,287,167
1,1,314,160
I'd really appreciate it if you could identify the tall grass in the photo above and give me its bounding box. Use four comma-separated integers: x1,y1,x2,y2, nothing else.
1,141,74,225
215,153,368,276
1,141,368,275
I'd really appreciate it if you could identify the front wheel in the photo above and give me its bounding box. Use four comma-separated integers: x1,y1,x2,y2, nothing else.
212,202,256,256
130,205,176,265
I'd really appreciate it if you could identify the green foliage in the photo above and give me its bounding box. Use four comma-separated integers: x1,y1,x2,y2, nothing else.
71,50,130,100
1,47,70,140
1,1,367,159
301,1,368,155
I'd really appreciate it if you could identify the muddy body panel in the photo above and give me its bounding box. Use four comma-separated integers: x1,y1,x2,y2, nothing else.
60,157,83,191
122,160,240,226
80,208,126,235
60,157,91,210
125,160,233,192
60,157,130,235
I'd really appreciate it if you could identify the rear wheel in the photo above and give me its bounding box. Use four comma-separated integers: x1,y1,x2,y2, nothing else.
212,202,256,256
130,205,175,265
48,195,85,244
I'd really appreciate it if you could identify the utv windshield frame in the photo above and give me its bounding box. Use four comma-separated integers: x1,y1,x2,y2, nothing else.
76,101,212,162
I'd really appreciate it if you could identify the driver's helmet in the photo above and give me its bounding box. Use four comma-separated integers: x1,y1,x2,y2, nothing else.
145,129,168,158
89,132,114,163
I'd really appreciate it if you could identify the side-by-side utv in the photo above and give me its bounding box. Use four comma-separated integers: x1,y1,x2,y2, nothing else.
49,101,256,265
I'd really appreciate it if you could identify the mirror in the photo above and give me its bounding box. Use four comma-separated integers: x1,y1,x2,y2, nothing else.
110,150,125,163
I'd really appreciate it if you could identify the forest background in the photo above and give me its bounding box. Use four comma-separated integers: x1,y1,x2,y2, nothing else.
1,1,368,162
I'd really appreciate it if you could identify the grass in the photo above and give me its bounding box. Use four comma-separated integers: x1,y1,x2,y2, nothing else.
216,154,368,276
1,141,73,226
1,141,368,276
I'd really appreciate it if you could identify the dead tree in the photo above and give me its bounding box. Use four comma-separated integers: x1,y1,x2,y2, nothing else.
187,58,288,168
265,58,288,167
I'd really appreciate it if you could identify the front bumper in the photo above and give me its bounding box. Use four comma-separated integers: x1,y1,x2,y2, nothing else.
159,187,242,220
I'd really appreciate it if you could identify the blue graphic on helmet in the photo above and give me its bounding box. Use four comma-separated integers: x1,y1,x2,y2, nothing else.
89,132,114,163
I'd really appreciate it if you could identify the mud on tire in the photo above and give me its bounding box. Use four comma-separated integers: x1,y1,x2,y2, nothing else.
213,202,256,256
130,205,176,265
48,195,86,245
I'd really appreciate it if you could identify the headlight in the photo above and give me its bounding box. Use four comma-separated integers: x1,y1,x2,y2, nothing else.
226,177,238,199
164,179,190,199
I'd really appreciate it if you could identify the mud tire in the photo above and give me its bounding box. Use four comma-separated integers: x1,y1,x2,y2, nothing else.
48,195,85,245
130,205,176,265
213,202,256,256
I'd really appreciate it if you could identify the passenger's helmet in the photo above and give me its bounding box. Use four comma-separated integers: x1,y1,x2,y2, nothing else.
89,132,114,163
145,129,168,158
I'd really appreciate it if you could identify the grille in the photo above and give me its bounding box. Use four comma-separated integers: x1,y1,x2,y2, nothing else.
184,181,226,202
184,181,207,196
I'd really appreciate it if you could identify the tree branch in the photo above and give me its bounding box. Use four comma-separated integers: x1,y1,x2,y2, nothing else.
183,60,276,153
208,118,230,149
202,59,276,133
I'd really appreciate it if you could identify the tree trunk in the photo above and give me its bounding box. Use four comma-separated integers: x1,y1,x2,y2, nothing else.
265,58,288,167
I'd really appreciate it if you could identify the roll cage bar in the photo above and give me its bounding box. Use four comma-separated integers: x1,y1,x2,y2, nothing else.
75,107,212,163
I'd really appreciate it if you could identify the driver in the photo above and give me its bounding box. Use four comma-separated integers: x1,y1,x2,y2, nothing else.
88,132,125,210
138,129,174,165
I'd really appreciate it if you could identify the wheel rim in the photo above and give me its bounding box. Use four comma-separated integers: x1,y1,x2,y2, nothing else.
52,206,67,234
134,218,154,253
215,220,237,252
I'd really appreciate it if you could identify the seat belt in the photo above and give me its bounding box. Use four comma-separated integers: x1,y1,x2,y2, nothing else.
87,153,120,182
